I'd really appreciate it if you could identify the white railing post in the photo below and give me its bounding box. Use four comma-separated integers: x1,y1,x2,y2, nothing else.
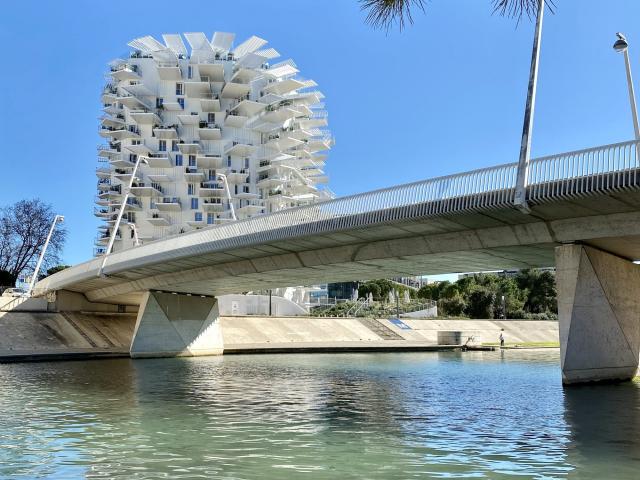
27,214,64,297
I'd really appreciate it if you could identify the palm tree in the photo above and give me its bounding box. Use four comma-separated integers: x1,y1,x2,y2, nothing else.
360,0,555,30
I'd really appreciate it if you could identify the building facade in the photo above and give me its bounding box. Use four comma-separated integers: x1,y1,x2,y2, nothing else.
95,32,332,254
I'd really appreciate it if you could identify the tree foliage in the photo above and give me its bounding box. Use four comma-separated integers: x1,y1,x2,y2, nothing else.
417,270,557,319
0,200,66,286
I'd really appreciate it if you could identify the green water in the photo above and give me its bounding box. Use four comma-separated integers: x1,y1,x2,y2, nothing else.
0,350,639,479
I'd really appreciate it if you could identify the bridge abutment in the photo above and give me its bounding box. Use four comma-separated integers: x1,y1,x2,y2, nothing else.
556,244,640,384
130,291,223,358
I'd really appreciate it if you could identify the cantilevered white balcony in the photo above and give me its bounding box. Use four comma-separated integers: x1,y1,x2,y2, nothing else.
197,63,225,83
118,93,151,110
147,174,171,183
110,63,141,81
147,213,171,226
224,111,248,128
124,82,153,97
99,126,141,141
140,153,172,168
201,199,224,211
184,167,205,182
200,93,221,112
157,63,182,81
198,182,225,197
109,156,137,169
236,200,265,216
197,122,222,140
221,81,251,99
130,182,163,197
224,169,250,183
129,111,161,125
185,80,213,98
177,113,200,125
223,140,256,157
186,218,205,227
264,135,304,151
95,167,111,179
152,125,179,140
153,197,181,211
123,198,143,211
100,114,125,128
230,99,265,118
196,154,223,168
93,207,111,218
177,141,202,155
123,142,152,156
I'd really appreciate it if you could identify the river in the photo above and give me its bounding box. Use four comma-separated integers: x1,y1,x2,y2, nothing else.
0,350,638,479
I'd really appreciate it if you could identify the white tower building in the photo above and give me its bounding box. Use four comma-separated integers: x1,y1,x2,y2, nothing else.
95,32,332,255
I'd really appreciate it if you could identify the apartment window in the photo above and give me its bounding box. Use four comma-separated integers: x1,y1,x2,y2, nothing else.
207,213,215,225
156,97,163,108
244,158,249,169
129,154,137,162
227,156,232,167
159,140,167,152
208,113,216,123
243,185,250,194
208,169,216,180
188,155,196,167
191,198,198,210
194,212,203,222
176,83,184,95
131,140,141,145
234,185,238,194
187,66,193,79
175,154,183,166
172,140,179,152
178,98,185,109
188,183,195,195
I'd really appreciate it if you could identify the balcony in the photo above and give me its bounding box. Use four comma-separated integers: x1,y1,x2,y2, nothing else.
141,153,172,168
177,113,201,125
153,197,181,212
197,63,225,82
95,167,111,179
157,63,182,81
123,142,152,155
153,125,179,139
186,218,205,227
199,93,221,112
97,179,112,191
196,154,223,168
201,199,224,211
130,182,163,197
110,63,141,81
225,169,250,183
184,167,205,182
147,213,171,226
129,111,161,125
123,198,143,211
264,134,304,151
221,81,251,99
100,114,125,128
224,111,248,128
230,99,265,118
113,168,135,182
147,174,171,183
223,140,256,157
236,200,265,215
93,207,111,218
109,156,137,169
99,126,140,141
177,141,202,155
117,93,151,111
199,182,225,197
185,80,213,98
262,78,306,96
197,121,222,140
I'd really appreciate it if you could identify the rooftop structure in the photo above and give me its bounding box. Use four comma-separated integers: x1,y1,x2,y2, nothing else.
95,32,332,254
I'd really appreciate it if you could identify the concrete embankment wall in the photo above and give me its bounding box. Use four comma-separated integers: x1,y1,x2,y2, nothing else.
0,313,559,360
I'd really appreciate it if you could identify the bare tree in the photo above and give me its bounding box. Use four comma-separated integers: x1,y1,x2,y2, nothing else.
0,199,66,285
360,0,555,30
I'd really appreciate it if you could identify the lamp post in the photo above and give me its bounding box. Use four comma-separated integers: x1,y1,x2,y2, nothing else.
514,0,546,213
216,173,236,221
27,214,64,296
98,156,147,277
613,33,640,141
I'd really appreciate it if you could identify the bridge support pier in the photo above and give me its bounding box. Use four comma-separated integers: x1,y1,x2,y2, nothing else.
130,291,223,358
556,244,640,384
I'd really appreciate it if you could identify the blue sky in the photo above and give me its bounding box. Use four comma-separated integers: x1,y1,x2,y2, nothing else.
1,0,640,269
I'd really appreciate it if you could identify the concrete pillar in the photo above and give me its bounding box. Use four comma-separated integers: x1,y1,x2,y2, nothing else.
556,244,640,384
130,291,223,358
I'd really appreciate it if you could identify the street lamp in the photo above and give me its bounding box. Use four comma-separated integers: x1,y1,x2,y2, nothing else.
27,214,64,296
613,33,640,141
216,173,237,221
514,0,546,213
97,156,148,277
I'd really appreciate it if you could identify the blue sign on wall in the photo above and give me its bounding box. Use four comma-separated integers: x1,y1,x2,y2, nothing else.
389,318,412,330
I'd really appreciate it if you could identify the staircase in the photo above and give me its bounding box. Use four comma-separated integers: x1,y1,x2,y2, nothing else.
358,318,404,340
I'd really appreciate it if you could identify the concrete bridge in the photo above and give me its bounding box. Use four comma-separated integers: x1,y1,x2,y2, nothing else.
35,139,640,384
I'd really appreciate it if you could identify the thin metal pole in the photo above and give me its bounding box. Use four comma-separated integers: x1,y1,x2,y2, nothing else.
28,215,63,296
98,156,145,277
514,0,545,213
623,49,640,140
268,289,272,316
217,173,236,221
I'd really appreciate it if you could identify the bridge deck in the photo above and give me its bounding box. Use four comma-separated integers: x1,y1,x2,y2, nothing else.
36,140,640,304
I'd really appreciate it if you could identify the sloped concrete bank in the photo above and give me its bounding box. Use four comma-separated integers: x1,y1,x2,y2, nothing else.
0,312,559,361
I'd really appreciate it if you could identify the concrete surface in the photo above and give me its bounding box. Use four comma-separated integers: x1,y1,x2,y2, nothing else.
130,291,223,358
556,244,640,384
0,313,558,361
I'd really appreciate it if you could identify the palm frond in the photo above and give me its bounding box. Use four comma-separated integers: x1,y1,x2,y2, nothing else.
360,0,427,31
360,0,556,31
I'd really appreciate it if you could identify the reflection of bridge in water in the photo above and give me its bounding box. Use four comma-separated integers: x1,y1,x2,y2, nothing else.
35,140,640,383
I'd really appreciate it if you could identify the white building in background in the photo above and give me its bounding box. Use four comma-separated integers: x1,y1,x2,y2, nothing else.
95,32,332,254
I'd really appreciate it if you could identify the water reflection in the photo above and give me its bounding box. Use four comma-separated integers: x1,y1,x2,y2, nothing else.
0,351,639,478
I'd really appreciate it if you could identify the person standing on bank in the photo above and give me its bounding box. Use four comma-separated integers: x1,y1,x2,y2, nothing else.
499,330,505,348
